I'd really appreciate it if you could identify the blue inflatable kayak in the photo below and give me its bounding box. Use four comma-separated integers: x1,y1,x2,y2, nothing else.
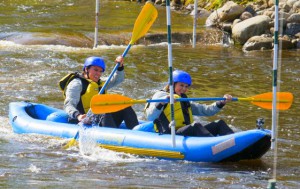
9,101,271,162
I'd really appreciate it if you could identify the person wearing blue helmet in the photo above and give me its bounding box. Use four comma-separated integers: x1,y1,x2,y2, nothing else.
145,70,234,137
61,56,138,129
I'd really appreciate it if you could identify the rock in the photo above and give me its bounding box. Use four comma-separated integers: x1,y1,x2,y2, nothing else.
190,8,211,18
232,18,242,28
205,1,244,26
287,0,298,8
242,34,295,51
263,9,274,18
271,11,291,20
155,0,163,6
171,0,182,10
232,15,272,44
180,0,300,50
270,18,287,31
222,22,233,33
279,35,296,49
296,39,300,48
240,11,253,21
185,4,194,11
287,13,300,23
242,35,273,51
279,2,291,13
292,1,300,13
285,23,300,35
269,0,290,7
244,5,257,16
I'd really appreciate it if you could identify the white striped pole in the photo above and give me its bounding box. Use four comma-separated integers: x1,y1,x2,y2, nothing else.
192,0,198,48
166,0,176,147
271,0,279,150
93,0,99,48
268,0,279,188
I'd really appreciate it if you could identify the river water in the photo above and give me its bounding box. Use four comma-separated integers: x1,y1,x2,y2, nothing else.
0,0,299,188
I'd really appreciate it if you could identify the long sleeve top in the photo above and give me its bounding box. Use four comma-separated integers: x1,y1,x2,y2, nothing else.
145,90,225,122
64,69,125,119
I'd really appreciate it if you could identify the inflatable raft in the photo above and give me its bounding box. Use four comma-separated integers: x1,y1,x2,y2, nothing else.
9,101,271,162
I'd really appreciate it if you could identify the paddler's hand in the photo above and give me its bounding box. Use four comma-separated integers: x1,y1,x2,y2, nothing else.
77,114,86,122
158,95,178,106
115,55,124,67
156,96,169,110
221,94,232,104
160,95,171,105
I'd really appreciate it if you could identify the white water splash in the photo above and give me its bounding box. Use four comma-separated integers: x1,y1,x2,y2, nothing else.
77,126,155,163
28,164,41,173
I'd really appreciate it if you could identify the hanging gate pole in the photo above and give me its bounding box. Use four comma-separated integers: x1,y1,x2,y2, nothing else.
94,0,99,48
166,0,176,147
192,0,198,48
268,0,279,188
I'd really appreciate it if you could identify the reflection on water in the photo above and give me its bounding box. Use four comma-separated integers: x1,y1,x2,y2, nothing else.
0,0,299,188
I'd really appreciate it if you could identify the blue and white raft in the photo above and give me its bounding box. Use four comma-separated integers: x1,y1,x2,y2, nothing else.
9,101,271,162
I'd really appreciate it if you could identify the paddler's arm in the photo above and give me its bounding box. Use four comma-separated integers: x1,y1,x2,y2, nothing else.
145,91,169,121
105,55,125,90
191,94,232,116
64,78,84,120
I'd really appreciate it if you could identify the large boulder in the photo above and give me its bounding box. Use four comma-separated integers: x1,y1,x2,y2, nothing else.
242,35,273,51
287,13,300,23
242,35,295,51
285,23,300,35
232,15,271,44
206,1,244,26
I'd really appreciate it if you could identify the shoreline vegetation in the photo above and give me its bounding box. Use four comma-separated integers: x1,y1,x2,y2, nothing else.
132,0,300,51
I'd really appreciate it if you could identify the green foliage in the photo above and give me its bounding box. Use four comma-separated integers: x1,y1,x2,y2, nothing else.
184,0,260,10
208,0,224,9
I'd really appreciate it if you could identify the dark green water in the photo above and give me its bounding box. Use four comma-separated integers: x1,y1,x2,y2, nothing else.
0,1,299,188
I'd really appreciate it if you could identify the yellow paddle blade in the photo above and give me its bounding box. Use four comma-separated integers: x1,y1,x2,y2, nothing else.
62,138,78,149
239,92,293,110
91,94,135,114
130,1,158,44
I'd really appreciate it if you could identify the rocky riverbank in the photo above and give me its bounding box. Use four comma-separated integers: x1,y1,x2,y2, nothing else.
146,0,300,51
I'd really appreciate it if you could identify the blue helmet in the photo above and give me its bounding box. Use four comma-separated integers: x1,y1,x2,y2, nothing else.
173,70,192,86
83,56,106,72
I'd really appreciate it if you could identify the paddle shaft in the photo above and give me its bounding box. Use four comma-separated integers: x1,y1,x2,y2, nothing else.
98,45,131,95
93,97,226,105
90,92,293,114
92,97,290,106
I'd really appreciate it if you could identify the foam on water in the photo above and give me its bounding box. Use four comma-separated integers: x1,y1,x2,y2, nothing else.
77,126,154,163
